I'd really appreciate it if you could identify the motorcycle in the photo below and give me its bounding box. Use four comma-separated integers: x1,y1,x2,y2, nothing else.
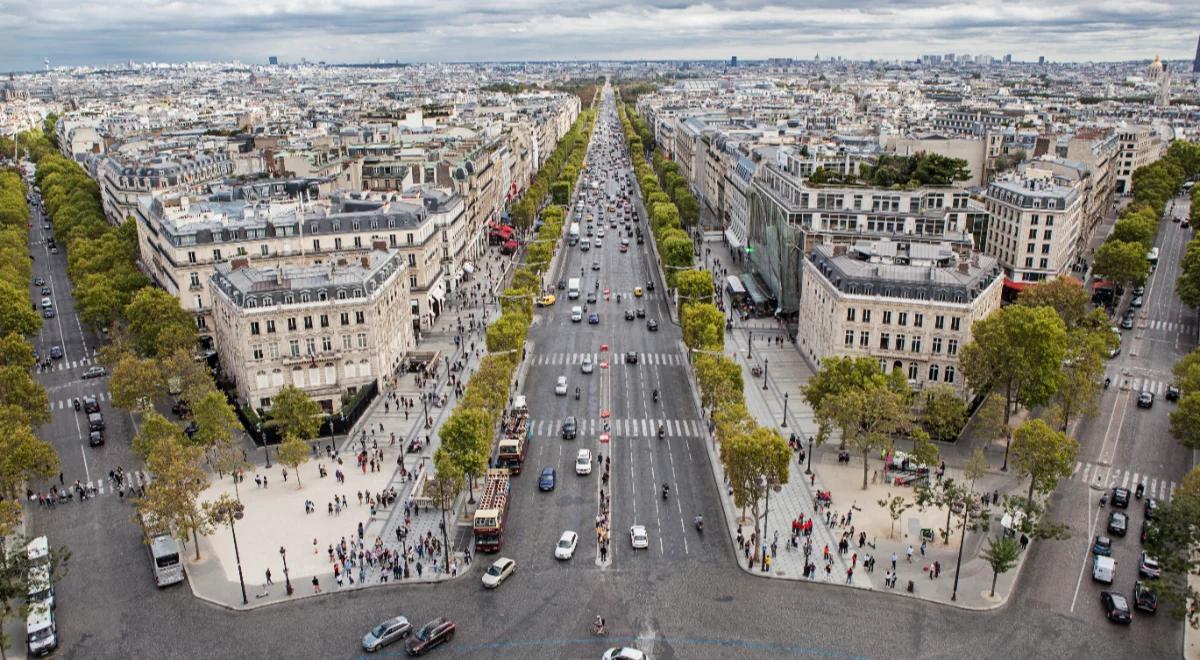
1104,377,1111,390
652,390,659,403
575,387,581,400
662,484,669,501
1135,482,1145,499
694,516,703,533
72,398,81,411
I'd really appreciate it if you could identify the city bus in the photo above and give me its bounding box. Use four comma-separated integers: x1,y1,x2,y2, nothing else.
139,513,185,587
25,537,54,610
1147,247,1159,268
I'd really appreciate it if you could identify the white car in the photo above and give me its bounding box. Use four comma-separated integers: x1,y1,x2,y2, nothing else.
576,449,593,475
481,557,515,589
603,648,647,660
629,525,649,549
597,228,605,238
555,376,568,396
554,531,579,560
571,306,583,322
581,356,594,374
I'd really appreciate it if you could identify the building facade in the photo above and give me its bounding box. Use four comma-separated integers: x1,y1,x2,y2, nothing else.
983,173,1083,287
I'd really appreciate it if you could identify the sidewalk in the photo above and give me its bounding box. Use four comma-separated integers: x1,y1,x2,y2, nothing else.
184,246,518,609
692,234,1031,609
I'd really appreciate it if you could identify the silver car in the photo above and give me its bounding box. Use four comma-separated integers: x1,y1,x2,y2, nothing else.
362,616,411,652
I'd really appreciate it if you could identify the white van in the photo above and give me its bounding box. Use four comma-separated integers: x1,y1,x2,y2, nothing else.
26,606,57,656
571,306,583,323
1092,555,1115,583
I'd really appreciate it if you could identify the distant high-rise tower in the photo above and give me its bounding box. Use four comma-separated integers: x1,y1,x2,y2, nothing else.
268,56,279,66
1038,55,1045,65
1193,33,1200,73
731,55,738,67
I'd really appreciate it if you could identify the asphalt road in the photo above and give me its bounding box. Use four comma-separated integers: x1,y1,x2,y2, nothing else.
15,93,1186,660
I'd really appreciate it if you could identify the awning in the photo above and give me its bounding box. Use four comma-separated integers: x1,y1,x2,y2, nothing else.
740,273,768,305
462,262,475,274
725,275,746,295
429,282,445,302
724,229,744,250
1003,278,1029,291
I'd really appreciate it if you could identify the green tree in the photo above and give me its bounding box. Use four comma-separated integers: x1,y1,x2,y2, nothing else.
720,425,790,563
125,288,197,358
693,354,743,411
1110,216,1157,249
922,385,967,442
1009,418,1079,514
1017,277,1093,329
0,407,60,502
132,411,188,459
486,313,529,354
437,408,493,500
960,305,1067,471
550,181,571,205
1048,328,1110,432
825,379,912,489
136,434,210,560
1142,464,1200,625
0,333,35,370
109,354,164,412
1093,239,1150,289
980,535,1021,598
1178,239,1200,308
680,303,725,351
877,494,912,539
1173,348,1200,395
661,236,695,283
427,452,464,572
802,356,883,444
675,269,715,305
0,282,41,337
266,386,322,442
0,367,50,426
1169,393,1200,449
276,434,311,488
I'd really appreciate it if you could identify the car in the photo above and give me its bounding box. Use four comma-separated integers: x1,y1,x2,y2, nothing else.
633,286,644,297
588,313,600,325
1166,385,1181,401
586,291,597,304
1107,346,1121,359
646,280,655,291
1092,535,1113,556
1133,580,1158,613
555,376,568,396
82,366,106,379
624,309,635,321
630,525,649,549
362,616,412,652
88,430,104,447
603,648,648,660
619,243,629,253
33,277,44,286
538,294,557,307
594,239,603,249
482,557,516,589
1130,296,1144,308
1137,391,1154,408
561,416,577,439
576,449,592,475
1101,592,1132,624
635,308,645,318
597,229,605,238
582,356,594,374
591,261,601,271
555,531,579,559
405,617,455,656
83,395,100,414
538,468,557,491
40,286,50,296
48,345,62,359
647,319,658,331
620,238,630,247
49,247,57,254
42,308,55,319
625,351,638,364
1111,487,1130,508
1185,220,1192,229
1133,286,1145,296
1108,511,1128,537
1145,497,1159,520
1139,552,1161,579
42,223,50,231
557,278,566,290
636,235,644,244
1121,315,1135,330
571,306,583,322
1141,519,1152,543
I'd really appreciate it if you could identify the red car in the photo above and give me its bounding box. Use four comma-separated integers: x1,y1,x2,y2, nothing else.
405,618,455,656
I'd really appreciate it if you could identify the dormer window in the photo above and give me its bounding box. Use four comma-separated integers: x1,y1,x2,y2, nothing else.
318,290,328,301
246,298,257,308
300,292,310,303
337,290,347,300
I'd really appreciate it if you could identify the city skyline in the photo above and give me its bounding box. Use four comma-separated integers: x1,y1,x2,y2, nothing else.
2,0,1199,71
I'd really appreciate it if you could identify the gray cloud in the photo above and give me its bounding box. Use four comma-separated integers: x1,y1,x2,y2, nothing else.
1,0,1196,70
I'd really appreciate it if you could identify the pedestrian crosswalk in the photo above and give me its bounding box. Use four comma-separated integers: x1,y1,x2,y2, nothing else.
50,390,110,410
1111,376,1170,396
1071,462,1176,502
39,356,95,373
1144,319,1197,334
531,417,704,438
530,352,682,367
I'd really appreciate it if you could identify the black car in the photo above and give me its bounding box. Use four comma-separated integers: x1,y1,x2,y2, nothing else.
1136,391,1154,408
1111,487,1130,508
1107,511,1128,537
42,308,55,319
33,277,44,286
635,308,646,318
40,286,51,296
561,416,577,440
1101,591,1132,624
48,345,63,359
1166,385,1181,401
557,279,566,290
1133,580,1158,613
624,309,635,321
625,352,638,364
1121,315,1135,330
647,319,658,331
405,617,455,656
83,395,100,414
88,430,104,447
586,291,597,304
1145,497,1159,520
646,280,655,291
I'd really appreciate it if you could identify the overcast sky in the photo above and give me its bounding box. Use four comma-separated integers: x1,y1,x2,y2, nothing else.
2,0,1197,71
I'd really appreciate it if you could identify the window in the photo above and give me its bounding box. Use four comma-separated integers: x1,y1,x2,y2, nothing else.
945,366,955,383
337,289,347,300
1028,228,1037,239
1039,258,1049,269
266,320,276,333
932,337,943,354
406,233,414,245
929,364,940,381
189,272,200,287
934,315,945,330
269,343,279,359
898,312,907,326
948,339,959,356
303,316,313,330
322,336,332,352
883,310,893,325
187,251,197,264
252,345,264,361
213,249,222,261
895,335,906,351
409,276,418,288
357,333,368,349
879,333,890,350
846,308,856,322
914,313,923,328
353,236,362,248
908,363,918,380
334,237,343,250
408,254,417,267
289,339,300,357
250,321,261,336
862,309,872,323
911,336,922,353
305,337,316,355
313,239,321,252
844,330,854,346
859,331,870,348
1027,243,1036,254
320,314,329,328
950,317,961,331
287,318,297,331
340,313,350,326
342,334,353,350
356,311,365,324
261,245,269,256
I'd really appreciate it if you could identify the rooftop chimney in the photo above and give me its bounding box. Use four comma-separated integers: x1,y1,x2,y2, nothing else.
360,256,370,268
958,262,971,274
231,257,249,270
372,239,388,252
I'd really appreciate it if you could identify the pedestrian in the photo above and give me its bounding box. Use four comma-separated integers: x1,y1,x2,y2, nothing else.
906,545,913,562
920,540,926,557
934,560,941,578
891,552,897,570
265,568,273,585
255,474,262,488
312,576,321,593
282,467,288,482
264,476,268,488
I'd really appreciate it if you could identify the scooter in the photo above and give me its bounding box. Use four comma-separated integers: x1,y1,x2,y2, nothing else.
1135,482,1145,499
662,484,669,501
1104,377,1111,390
72,398,81,411
575,387,580,400
694,517,703,533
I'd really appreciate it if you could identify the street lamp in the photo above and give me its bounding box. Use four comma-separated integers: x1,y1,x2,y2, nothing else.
781,393,789,428
748,331,753,359
762,359,769,390
951,501,969,602
279,546,293,596
805,436,814,476
220,504,248,605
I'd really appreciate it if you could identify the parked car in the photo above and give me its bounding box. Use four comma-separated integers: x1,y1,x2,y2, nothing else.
1101,591,1132,624
404,617,455,656
82,366,106,379
1166,385,1181,401
482,557,516,589
1092,535,1112,556
1108,511,1128,537
1130,295,1144,308
1133,580,1158,613
1139,552,1162,579
1145,497,1159,520
362,616,411,653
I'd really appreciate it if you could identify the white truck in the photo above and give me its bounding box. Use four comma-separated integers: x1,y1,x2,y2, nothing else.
568,278,581,299
568,222,580,245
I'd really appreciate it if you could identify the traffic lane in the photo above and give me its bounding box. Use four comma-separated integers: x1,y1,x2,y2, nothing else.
29,226,88,366
1110,397,1190,492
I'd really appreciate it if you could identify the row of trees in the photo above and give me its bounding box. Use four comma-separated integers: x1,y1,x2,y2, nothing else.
811,152,973,188
509,109,596,231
